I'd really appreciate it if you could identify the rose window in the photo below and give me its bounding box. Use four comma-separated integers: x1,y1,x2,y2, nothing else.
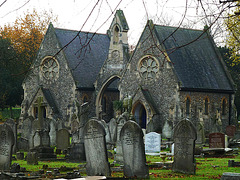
41,57,59,81
139,56,159,79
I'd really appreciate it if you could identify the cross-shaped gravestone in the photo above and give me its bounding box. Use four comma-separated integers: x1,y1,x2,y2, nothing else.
37,97,44,130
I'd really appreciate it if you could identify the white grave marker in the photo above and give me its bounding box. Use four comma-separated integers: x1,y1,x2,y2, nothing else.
145,132,161,155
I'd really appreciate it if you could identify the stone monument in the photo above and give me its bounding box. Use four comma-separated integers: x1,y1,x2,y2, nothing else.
172,119,197,174
145,132,161,155
0,124,15,171
83,119,111,176
120,120,149,178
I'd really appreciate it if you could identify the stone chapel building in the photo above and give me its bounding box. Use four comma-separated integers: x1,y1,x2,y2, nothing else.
20,10,236,135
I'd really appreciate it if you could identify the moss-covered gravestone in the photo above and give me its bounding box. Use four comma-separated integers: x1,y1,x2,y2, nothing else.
0,124,14,171
173,119,197,174
120,120,149,178
83,119,111,176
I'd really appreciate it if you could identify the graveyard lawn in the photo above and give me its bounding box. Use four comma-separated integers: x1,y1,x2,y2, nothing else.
0,108,21,120
11,153,240,179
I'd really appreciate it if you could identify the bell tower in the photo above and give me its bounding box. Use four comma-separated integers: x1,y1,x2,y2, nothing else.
107,9,129,68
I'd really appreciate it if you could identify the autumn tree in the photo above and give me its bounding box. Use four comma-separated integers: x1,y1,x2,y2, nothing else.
0,9,58,72
224,1,240,66
0,9,58,113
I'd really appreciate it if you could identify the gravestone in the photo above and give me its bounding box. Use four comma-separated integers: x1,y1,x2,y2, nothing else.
173,119,197,174
196,122,205,144
5,119,17,153
99,120,112,149
57,129,70,150
42,130,50,147
0,124,15,171
68,143,86,162
22,116,34,149
209,132,225,148
83,119,111,176
27,152,38,165
115,114,128,163
145,132,161,155
17,137,29,151
33,130,41,147
108,118,117,143
120,120,149,178
162,120,172,139
226,125,236,138
49,119,57,146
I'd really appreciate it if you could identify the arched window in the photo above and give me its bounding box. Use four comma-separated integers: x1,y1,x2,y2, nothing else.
204,97,209,115
102,96,107,113
113,26,119,44
186,96,191,115
82,94,88,103
222,98,227,115
34,107,38,118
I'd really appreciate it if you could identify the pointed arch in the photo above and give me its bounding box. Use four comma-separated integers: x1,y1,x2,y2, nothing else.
96,75,121,119
204,96,210,115
132,101,147,129
185,95,191,116
113,25,120,44
221,97,227,115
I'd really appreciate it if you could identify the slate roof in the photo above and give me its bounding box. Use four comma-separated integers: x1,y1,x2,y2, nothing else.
141,88,159,114
54,28,110,89
154,25,234,92
42,88,59,114
116,10,129,31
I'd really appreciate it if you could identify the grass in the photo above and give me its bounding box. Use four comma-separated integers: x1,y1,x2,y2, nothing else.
12,152,240,179
0,107,21,120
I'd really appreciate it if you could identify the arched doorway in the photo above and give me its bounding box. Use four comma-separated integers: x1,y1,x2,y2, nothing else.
133,102,147,129
96,76,120,122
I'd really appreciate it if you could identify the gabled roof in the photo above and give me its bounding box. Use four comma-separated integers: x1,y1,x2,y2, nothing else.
42,88,59,114
116,10,129,31
54,28,110,89
141,88,159,114
154,25,234,93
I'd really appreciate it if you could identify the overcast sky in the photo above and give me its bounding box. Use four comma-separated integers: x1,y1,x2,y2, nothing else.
0,0,226,45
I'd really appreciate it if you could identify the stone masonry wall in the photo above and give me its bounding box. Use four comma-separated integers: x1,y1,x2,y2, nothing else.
120,24,179,132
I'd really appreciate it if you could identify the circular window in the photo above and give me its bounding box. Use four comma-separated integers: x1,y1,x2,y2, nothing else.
139,56,159,79
41,57,59,81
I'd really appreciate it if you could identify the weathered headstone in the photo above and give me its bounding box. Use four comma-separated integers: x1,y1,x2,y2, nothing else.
49,119,57,146
120,120,149,178
99,120,112,149
5,119,17,153
196,122,205,144
173,119,197,174
56,129,70,150
83,119,111,176
17,137,29,151
162,120,172,139
42,130,50,147
108,118,117,143
226,125,236,138
209,132,225,148
145,132,161,155
0,124,15,171
27,152,38,165
22,116,34,149
33,130,41,147
68,143,86,162
221,172,240,180
16,152,24,160
115,114,128,163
